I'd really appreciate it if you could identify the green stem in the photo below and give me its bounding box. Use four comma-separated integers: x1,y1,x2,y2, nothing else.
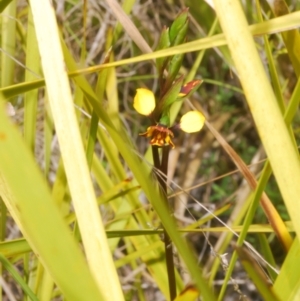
152,145,176,300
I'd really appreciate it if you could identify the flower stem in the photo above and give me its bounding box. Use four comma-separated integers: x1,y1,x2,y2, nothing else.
152,146,176,300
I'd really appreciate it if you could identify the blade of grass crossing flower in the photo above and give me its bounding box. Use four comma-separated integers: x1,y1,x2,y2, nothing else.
1,11,300,101
71,11,300,75
29,1,124,299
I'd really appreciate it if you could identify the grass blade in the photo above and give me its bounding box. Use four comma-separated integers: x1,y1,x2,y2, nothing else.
29,0,124,299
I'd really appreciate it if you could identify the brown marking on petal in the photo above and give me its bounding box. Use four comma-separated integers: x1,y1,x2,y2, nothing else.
180,79,203,96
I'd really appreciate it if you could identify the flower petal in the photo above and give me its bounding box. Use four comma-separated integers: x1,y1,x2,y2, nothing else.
133,88,156,116
180,111,205,133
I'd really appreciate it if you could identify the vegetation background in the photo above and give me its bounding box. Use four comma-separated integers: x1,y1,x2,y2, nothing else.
0,0,300,300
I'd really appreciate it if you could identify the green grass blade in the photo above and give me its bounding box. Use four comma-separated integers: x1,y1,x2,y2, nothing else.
0,253,39,301
274,239,300,300
29,1,124,299
24,9,40,151
1,10,300,100
0,0,13,12
271,0,300,76
0,238,31,257
0,100,105,300
213,0,300,241
1,0,16,87
235,246,281,301
257,234,278,282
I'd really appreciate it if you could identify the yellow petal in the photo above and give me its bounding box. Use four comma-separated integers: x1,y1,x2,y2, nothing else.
133,88,156,116
180,111,205,133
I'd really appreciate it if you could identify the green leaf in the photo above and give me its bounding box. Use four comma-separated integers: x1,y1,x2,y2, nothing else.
171,21,188,47
165,53,185,89
156,26,171,74
156,75,184,117
169,8,189,45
